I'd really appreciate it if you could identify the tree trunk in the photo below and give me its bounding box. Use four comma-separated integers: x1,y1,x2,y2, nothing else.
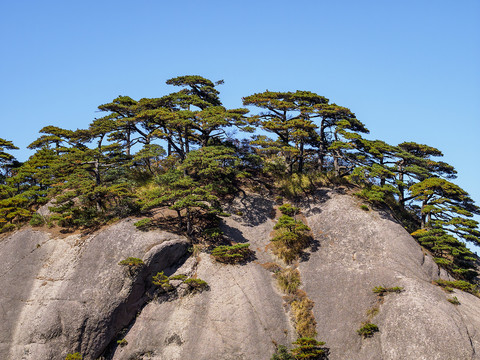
186,208,193,235
397,161,405,209
298,142,304,173
421,200,427,228
185,127,190,154
380,158,385,187
126,127,131,157
318,120,326,172
333,155,339,176
176,210,183,231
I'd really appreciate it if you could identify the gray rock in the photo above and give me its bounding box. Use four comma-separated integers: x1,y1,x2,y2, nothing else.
299,189,480,360
3,190,480,360
0,220,189,360
111,193,293,360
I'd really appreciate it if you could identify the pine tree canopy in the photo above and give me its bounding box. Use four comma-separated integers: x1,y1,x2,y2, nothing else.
1,75,478,283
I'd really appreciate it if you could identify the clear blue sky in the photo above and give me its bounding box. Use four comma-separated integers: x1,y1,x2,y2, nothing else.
1,0,479,247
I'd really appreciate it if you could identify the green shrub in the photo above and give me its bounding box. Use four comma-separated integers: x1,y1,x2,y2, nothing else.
434,279,477,295
152,271,174,291
271,215,311,263
184,278,209,293
276,268,301,294
448,296,461,305
0,223,16,233
372,286,404,295
117,339,128,347
279,203,299,217
169,274,187,281
65,353,82,360
360,204,369,211
271,345,295,360
202,227,223,241
29,213,45,226
211,243,253,264
118,257,144,276
357,323,379,338
291,337,329,360
433,257,452,266
134,218,152,231
118,257,144,267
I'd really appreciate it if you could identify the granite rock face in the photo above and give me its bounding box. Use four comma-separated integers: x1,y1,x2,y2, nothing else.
298,189,479,360
2,190,480,360
0,219,188,360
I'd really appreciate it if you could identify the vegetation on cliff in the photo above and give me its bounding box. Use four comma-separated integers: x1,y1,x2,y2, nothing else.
0,75,479,283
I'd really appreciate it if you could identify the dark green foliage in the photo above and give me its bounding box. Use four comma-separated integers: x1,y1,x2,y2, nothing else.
1,74,479,292
0,223,16,233
372,286,404,295
0,139,33,232
357,323,379,338
152,271,174,291
134,218,152,231
65,353,83,360
272,215,311,264
291,337,329,359
211,243,253,264
142,168,222,235
169,274,188,281
360,204,369,211
279,203,299,216
448,296,461,305
184,278,209,293
152,272,208,294
271,345,295,360
117,339,128,347
202,227,223,242
29,213,45,227
118,257,144,267
409,178,480,244
412,228,477,280
434,279,477,295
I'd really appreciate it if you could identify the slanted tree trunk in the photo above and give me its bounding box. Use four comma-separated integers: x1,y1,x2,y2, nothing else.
397,161,405,208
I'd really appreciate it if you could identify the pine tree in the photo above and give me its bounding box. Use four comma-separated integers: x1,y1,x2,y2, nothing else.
290,337,329,360
409,178,480,279
243,91,326,173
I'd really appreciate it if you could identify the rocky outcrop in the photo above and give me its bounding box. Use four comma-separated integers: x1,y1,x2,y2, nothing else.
2,189,480,360
299,189,480,360
111,195,292,360
0,219,189,360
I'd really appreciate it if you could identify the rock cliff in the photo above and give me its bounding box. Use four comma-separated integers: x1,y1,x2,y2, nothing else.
2,189,480,360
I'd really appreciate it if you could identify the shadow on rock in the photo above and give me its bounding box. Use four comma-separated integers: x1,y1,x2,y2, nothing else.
225,193,275,227
220,223,249,244
298,189,331,217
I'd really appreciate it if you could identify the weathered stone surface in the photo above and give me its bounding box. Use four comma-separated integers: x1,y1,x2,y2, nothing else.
2,190,480,360
0,219,188,360
299,189,480,360
111,194,294,360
